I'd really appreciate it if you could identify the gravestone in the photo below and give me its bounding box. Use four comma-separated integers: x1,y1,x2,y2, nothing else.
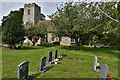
48,51,52,63
60,52,64,57
54,49,58,59
35,37,41,46
96,63,100,72
58,52,63,60
40,57,47,72
100,64,109,80
18,61,28,80
93,56,97,71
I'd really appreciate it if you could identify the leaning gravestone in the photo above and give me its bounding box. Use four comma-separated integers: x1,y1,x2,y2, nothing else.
93,56,97,71
100,64,109,80
58,52,63,60
18,61,28,80
60,52,63,57
54,49,58,59
48,51,52,63
40,57,47,72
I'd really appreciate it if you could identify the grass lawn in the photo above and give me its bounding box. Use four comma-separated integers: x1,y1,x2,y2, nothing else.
2,45,120,78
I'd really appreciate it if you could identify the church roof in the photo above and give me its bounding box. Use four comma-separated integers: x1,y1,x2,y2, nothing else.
37,20,54,32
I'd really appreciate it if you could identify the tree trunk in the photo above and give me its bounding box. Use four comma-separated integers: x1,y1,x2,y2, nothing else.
75,38,80,49
9,44,15,49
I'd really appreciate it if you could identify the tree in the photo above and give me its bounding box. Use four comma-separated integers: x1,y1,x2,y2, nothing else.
52,1,120,49
26,22,47,46
2,8,25,49
87,2,120,49
52,1,93,49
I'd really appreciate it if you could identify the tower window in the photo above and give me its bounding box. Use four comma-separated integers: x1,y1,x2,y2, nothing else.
28,9,30,15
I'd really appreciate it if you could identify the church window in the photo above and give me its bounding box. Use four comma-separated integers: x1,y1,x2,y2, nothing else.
28,9,30,15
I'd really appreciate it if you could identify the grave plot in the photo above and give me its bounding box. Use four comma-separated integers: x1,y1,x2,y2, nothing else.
100,64,109,80
40,57,47,73
48,51,54,64
93,56,100,72
18,61,29,80
2,45,118,78
48,51,52,63
40,50,65,73
54,49,58,61
53,49,65,63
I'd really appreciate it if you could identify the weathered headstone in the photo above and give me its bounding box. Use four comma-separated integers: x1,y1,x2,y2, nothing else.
100,64,109,80
54,49,58,59
58,52,63,60
35,37,41,46
93,56,97,71
24,37,33,45
40,57,47,72
48,51,52,63
96,63,100,72
60,52,63,57
18,61,28,80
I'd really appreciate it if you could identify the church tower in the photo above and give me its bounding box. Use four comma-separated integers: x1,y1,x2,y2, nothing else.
23,3,41,26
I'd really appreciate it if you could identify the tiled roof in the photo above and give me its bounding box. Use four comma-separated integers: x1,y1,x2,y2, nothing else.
37,20,54,32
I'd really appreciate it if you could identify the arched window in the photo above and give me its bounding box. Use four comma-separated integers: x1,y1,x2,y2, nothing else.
28,9,30,15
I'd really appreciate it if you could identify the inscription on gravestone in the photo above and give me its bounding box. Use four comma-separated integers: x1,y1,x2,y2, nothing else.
40,57,47,72
18,61,28,80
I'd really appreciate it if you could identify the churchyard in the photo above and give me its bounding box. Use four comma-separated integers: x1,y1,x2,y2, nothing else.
2,44,119,79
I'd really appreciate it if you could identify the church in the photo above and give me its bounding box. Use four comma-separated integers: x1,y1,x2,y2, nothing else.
23,3,75,46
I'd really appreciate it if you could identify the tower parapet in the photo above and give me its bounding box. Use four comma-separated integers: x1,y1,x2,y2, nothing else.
23,3,41,26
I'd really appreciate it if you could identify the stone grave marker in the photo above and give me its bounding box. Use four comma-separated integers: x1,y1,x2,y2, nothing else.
18,61,28,80
93,56,97,71
40,57,47,72
58,52,63,60
48,51,52,63
54,49,58,59
96,63,100,72
60,52,64,57
100,64,109,80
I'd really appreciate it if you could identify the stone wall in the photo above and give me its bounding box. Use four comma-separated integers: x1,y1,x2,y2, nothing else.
23,3,41,26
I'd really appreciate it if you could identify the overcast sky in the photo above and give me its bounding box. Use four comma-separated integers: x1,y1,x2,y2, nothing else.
0,1,64,24
0,0,118,24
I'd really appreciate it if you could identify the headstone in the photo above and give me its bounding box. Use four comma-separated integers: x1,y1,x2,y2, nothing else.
48,51,52,63
96,63,100,72
58,52,63,60
24,37,33,45
35,37,41,46
100,64,109,80
93,56,97,71
18,61,28,80
40,57,47,72
60,52,63,57
54,49,58,59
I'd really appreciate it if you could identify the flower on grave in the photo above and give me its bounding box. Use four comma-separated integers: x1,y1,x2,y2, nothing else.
55,59,59,61
55,62,57,64
49,62,52,64
106,75,112,80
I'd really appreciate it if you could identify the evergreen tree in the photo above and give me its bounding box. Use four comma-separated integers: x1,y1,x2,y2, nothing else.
2,8,25,49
